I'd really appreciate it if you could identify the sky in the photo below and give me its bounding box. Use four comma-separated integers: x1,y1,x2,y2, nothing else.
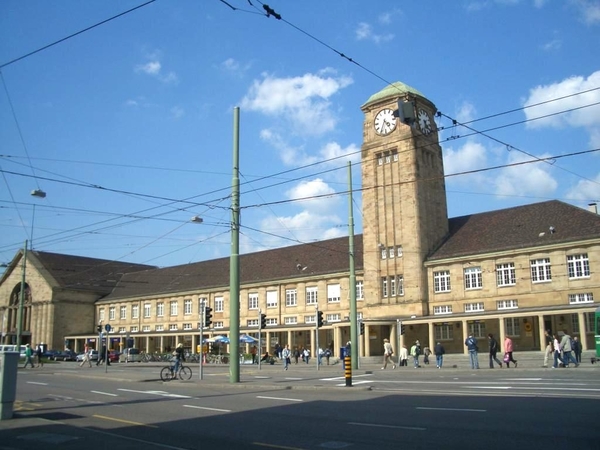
1,0,599,270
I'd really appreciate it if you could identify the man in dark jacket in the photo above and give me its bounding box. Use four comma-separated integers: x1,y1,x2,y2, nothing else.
465,334,479,369
433,342,445,369
487,334,503,368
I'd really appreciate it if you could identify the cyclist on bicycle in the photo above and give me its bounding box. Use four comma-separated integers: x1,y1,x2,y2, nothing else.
172,343,185,379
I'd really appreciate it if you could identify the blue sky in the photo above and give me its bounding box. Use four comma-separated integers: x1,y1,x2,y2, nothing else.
1,0,599,269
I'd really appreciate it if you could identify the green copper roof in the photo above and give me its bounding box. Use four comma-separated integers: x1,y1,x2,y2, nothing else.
362,82,425,107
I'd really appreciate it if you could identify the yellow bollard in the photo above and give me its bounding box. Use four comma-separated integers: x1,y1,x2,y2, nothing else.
344,355,352,387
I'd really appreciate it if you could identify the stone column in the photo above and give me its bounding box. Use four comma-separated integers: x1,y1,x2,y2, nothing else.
578,311,588,351
498,317,506,350
537,314,546,351
364,324,371,357
428,323,435,351
462,320,468,354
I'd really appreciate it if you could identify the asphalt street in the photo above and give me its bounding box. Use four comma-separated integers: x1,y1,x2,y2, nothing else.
1,353,599,449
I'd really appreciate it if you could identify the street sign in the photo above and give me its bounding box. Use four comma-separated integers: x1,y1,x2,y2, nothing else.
104,324,112,332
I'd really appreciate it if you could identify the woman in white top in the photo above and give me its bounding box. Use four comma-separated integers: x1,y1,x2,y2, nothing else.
382,338,396,369
552,334,564,369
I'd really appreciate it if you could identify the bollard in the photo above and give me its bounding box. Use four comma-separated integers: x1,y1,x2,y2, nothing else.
344,355,352,387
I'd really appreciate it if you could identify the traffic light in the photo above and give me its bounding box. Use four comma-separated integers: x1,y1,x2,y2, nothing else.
260,313,267,329
400,322,406,335
316,310,324,328
97,325,102,333
360,321,365,335
204,307,213,327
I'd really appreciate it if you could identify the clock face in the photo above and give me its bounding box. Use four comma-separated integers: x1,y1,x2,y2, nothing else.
374,108,397,135
417,109,433,135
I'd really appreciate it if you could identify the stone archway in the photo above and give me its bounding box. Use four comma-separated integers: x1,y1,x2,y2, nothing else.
6,282,32,345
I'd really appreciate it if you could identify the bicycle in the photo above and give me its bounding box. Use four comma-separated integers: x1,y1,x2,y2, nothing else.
160,361,192,381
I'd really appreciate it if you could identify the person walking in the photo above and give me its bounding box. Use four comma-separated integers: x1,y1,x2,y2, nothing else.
559,331,579,368
465,334,480,369
552,333,564,368
303,348,310,364
23,344,35,368
282,344,291,370
433,342,445,369
293,347,300,364
251,345,257,364
504,336,517,368
410,340,421,368
381,338,396,369
36,345,44,368
80,344,92,368
487,334,503,368
423,346,431,365
399,345,408,367
572,336,582,364
543,329,553,368
96,344,110,366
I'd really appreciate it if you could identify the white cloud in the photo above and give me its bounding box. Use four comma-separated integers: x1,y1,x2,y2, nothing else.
355,22,394,43
523,70,600,146
241,71,353,136
444,141,488,178
170,106,185,119
135,58,179,84
494,152,558,197
565,171,600,201
571,0,600,25
541,38,562,51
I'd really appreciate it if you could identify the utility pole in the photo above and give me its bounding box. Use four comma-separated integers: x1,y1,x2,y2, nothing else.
16,241,27,347
229,107,241,383
199,299,204,380
347,163,358,369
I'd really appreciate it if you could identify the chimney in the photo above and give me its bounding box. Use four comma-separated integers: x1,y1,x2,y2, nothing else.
588,203,598,214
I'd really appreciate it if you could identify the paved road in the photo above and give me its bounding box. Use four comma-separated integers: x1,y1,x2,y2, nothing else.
2,357,599,449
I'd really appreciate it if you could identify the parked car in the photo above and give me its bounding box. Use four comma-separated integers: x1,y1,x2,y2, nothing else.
108,351,121,363
43,349,61,359
121,348,142,362
76,350,98,362
53,350,77,361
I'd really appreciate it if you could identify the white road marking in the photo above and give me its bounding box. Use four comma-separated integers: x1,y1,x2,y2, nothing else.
254,376,271,379
284,377,304,380
118,388,192,399
91,390,118,397
321,374,372,381
256,396,303,402
464,386,600,392
417,407,486,412
183,405,231,412
348,422,426,431
26,381,48,386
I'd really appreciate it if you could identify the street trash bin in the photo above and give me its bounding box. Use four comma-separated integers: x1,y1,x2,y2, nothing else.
0,352,19,420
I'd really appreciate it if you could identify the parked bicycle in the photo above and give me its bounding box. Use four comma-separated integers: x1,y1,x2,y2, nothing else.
160,361,192,381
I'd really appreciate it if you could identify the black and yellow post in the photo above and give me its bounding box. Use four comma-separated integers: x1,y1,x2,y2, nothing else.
344,355,352,387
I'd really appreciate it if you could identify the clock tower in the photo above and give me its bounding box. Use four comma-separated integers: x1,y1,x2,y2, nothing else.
360,82,449,317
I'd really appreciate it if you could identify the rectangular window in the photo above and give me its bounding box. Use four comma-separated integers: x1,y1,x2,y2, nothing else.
157,302,164,317
567,254,590,279
327,284,341,303
497,299,518,310
377,153,383,165
266,291,278,308
305,315,316,325
266,318,278,326
247,319,259,328
142,325,150,332
109,307,115,321
169,324,178,331
530,258,552,283
130,326,138,333
496,263,516,286
434,270,451,293
144,304,151,318
571,315,580,334
118,327,126,333
170,301,178,316
248,293,259,310
585,312,594,334
568,293,594,304
183,323,193,330
286,289,297,307
215,297,224,313
184,299,192,315
396,246,403,257
434,324,454,341
464,302,484,313
464,267,482,290
356,281,364,300
385,152,391,164
120,306,127,320
284,316,297,325
381,277,388,297
505,317,520,336
397,275,404,296
388,247,395,259
468,322,486,338
155,325,164,332
132,305,139,319
381,248,387,259
306,287,318,305
433,305,452,315
390,277,396,296
392,150,399,162
99,308,105,321
214,321,224,329
326,313,341,322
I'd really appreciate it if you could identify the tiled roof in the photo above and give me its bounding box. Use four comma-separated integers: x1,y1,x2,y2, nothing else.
31,251,156,295
428,200,600,261
101,235,364,301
